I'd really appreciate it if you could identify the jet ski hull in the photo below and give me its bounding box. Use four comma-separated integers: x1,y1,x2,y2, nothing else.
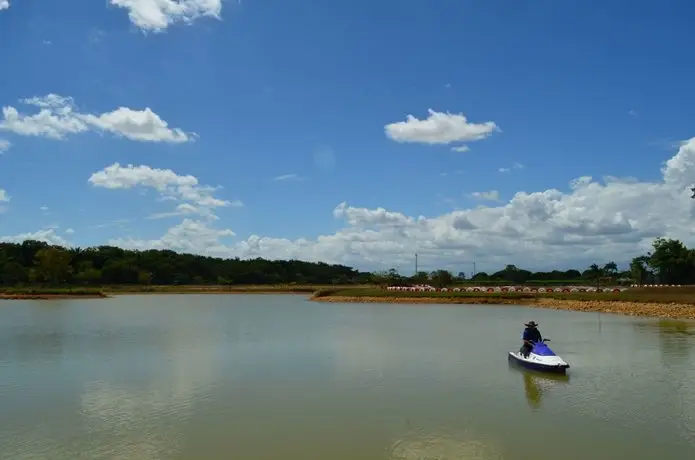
508,352,569,374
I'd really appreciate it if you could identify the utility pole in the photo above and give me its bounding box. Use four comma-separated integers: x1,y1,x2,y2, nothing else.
415,253,418,275
473,261,476,278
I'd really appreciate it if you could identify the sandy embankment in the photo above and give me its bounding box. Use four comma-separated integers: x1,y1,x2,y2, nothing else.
0,293,110,300
311,295,695,320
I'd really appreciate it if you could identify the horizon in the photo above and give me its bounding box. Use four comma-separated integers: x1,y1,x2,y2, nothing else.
1,0,695,273
0,236,654,277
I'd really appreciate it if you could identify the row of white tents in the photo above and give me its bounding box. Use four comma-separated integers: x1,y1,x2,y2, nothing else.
630,284,685,288
385,285,629,293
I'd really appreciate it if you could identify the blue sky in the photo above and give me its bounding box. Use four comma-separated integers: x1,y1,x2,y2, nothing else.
1,0,695,272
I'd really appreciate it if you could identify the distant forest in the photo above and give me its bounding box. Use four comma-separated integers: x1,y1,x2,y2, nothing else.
0,237,693,287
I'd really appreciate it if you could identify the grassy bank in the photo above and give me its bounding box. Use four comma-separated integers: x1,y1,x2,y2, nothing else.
310,287,695,319
0,284,373,299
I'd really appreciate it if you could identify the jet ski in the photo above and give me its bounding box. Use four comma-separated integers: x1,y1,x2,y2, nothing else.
508,339,570,374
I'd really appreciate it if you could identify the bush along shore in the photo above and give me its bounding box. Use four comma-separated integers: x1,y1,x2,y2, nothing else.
310,287,695,320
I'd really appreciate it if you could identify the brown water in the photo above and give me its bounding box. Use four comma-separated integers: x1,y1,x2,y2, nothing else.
0,294,694,459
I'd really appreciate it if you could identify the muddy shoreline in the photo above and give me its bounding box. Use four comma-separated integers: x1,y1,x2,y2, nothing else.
311,295,695,320
0,293,109,300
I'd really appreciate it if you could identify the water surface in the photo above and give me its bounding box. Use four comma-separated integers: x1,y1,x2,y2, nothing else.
1,294,694,459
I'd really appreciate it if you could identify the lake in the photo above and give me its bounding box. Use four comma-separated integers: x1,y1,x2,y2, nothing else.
0,294,694,459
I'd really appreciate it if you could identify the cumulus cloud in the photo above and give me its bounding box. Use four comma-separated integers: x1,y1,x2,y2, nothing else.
5,138,695,272
0,138,9,153
88,163,241,220
385,109,498,152
0,188,9,202
0,228,70,247
91,137,695,272
0,94,194,143
0,1,8,11
110,219,235,253
110,0,222,32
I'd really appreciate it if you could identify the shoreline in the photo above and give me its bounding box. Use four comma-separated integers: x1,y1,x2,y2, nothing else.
311,295,695,320
0,290,312,300
0,285,342,300
3,288,694,320
0,293,110,300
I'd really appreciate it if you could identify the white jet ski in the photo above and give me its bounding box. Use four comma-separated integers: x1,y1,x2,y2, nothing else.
508,339,570,374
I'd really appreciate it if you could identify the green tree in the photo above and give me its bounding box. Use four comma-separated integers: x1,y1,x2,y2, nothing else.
648,238,695,284
412,271,430,284
629,256,651,285
138,271,153,285
603,261,618,277
34,247,73,284
471,272,489,282
429,269,454,288
583,264,603,288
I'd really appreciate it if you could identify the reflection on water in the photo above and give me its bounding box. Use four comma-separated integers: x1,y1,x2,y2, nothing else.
634,319,695,446
1,296,695,459
508,363,570,410
389,433,504,460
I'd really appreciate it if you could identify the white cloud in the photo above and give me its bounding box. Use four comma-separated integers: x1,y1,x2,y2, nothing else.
0,1,8,11
110,0,222,32
451,145,470,152
111,219,235,253
0,188,9,202
0,94,194,143
88,163,241,220
0,138,9,153
499,162,524,173
7,137,695,272
385,109,498,153
0,228,70,247
65,228,75,234
99,138,695,272
39,205,49,212
79,107,192,143
273,174,303,181
469,190,501,201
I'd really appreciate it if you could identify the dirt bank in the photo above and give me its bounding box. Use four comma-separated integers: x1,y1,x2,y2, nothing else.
311,295,695,320
0,293,110,300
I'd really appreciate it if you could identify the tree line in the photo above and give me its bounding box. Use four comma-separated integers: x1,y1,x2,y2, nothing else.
629,237,695,285
0,241,371,286
371,263,624,288
373,238,695,287
0,237,693,287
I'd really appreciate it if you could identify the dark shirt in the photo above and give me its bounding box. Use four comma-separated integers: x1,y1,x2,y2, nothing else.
522,327,542,343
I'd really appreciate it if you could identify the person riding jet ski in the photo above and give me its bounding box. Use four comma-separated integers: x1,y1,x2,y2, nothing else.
521,321,542,357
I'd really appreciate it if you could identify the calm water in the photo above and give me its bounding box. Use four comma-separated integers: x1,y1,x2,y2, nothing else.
1,295,694,460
